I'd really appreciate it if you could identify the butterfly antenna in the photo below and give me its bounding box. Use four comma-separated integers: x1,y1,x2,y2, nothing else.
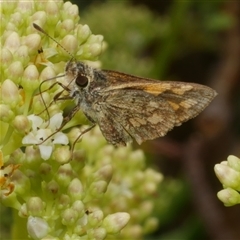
33,23,75,60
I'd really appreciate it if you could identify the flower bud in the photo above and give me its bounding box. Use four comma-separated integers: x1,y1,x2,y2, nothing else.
87,228,107,240
217,188,240,206
21,64,39,91
46,180,59,195
63,2,79,20
93,164,113,183
39,66,56,82
4,31,21,53
12,115,31,134
1,48,13,65
89,180,108,198
53,146,71,164
57,164,74,186
59,19,75,35
15,46,30,66
31,11,47,24
77,24,91,44
72,200,85,216
27,197,45,216
67,178,84,200
0,104,14,122
6,61,24,84
214,164,240,191
39,163,52,175
23,34,41,54
27,216,49,240
19,203,28,218
103,212,130,234
57,194,70,210
60,35,78,55
88,210,104,227
227,155,240,172
1,79,20,105
62,208,78,226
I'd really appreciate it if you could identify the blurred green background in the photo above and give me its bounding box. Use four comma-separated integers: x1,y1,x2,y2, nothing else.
1,0,240,239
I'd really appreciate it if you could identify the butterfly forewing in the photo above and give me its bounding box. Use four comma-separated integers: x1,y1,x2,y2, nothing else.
93,70,217,145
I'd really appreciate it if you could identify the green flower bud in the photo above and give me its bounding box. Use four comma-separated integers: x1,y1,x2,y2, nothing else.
31,11,47,25
19,203,28,218
57,164,74,186
102,212,130,234
87,228,107,240
67,178,84,200
1,79,20,105
45,1,59,25
62,2,79,20
46,180,59,195
22,33,41,54
57,194,71,210
5,61,24,84
61,208,78,226
88,210,104,227
214,164,240,191
92,164,113,183
15,45,30,66
39,66,56,82
4,31,21,53
60,35,78,56
72,200,85,217
27,197,45,216
227,155,240,172
12,115,31,134
25,146,41,163
53,146,71,164
1,48,13,66
0,104,14,122
77,24,91,44
39,163,52,175
59,19,75,36
88,180,108,198
217,188,240,206
21,64,39,91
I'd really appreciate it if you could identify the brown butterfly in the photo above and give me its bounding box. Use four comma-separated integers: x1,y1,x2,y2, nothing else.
34,23,217,147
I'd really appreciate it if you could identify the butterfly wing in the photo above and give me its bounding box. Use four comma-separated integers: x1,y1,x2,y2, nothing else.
96,89,177,145
92,70,216,145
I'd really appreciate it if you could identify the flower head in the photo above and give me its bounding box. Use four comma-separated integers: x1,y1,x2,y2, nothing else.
1,1,162,239
22,113,69,160
215,155,240,206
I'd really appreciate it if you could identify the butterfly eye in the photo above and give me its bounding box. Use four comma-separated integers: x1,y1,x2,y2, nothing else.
75,74,88,88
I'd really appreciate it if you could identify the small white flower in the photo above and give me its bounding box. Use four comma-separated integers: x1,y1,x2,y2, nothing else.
22,113,69,160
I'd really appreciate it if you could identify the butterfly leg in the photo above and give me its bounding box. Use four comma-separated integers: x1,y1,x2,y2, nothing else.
70,124,96,158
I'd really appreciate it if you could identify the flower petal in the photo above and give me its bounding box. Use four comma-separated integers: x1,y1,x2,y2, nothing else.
27,115,43,130
22,132,40,144
39,145,53,160
49,113,63,130
53,132,69,145
35,129,52,143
